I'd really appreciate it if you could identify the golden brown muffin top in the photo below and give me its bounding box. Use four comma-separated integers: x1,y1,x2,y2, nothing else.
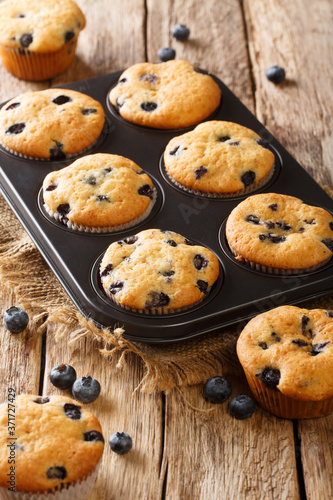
109,60,221,129
237,306,333,400
0,394,104,491
0,0,85,52
226,192,333,270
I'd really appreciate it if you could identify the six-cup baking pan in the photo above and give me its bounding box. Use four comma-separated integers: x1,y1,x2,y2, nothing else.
1,70,333,343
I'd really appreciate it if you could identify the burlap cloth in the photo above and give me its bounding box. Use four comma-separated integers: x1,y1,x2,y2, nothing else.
1,186,333,394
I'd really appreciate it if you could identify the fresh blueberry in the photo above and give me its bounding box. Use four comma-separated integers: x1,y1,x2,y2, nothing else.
157,47,176,62
109,432,132,455
171,24,190,41
72,376,101,403
50,364,77,390
203,376,232,404
4,306,29,333
229,395,256,419
265,66,286,84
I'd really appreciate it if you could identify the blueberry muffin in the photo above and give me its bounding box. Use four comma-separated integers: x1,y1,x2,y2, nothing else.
99,229,220,313
0,88,105,160
43,153,156,232
163,121,275,197
237,306,333,419
0,0,85,81
0,394,104,499
109,60,221,129
225,192,333,274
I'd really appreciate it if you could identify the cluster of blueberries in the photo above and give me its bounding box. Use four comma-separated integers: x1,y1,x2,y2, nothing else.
157,23,286,86
3,306,132,455
204,376,255,420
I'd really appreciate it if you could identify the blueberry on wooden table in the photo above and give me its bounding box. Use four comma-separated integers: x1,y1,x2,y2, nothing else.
229,395,256,419
72,376,101,403
265,65,286,84
171,24,190,41
109,432,133,455
3,306,29,333
50,364,77,390
204,376,232,404
157,47,176,62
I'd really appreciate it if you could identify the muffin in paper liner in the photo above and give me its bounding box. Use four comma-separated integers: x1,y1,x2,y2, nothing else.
0,395,104,498
42,153,157,233
236,306,333,419
163,120,275,198
0,465,100,500
99,228,220,314
0,0,85,81
242,368,333,420
225,192,333,274
0,39,79,82
0,89,105,161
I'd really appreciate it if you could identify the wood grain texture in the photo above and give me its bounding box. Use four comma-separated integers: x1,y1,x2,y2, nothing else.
243,0,333,187
0,297,42,401
146,0,254,112
162,376,299,500
43,328,163,500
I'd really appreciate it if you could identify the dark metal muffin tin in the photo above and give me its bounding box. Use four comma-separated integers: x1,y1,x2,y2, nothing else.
1,70,333,343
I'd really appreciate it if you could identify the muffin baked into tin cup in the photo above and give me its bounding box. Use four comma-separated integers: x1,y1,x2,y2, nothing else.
163,120,276,198
99,229,220,315
0,88,105,161
108,60,222,130
237,306,333,419
225,192,333,275
42,153,157,233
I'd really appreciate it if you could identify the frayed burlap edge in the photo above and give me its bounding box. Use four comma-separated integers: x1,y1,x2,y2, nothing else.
1,184,333,393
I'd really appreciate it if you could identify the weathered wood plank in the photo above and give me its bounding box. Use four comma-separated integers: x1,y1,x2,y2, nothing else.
162,375,299,500
43,328,163,500
244,2,333,499
146,0,254,112
0,297,42,401
243,0,333,187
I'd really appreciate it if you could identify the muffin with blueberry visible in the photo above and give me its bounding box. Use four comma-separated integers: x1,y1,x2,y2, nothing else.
225,192,333,274
163,121,275,197
237,306,333,419
108,60,221,129
0,88,105,160
99,228,220,314
42,153,156,232
0,0,85,81
0,394,104,499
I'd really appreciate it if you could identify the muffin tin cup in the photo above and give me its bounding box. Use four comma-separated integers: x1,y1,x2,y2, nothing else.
227,244,332,276
243,369,333,419
162,159,276,199
1,69,333,343
42,189,157,233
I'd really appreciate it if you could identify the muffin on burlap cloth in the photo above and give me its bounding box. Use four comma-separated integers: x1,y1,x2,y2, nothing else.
237,306,333,419
0,394,104,499
0,0,85,81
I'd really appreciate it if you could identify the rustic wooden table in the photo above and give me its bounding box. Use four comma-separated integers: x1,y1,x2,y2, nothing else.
1,1,333,499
